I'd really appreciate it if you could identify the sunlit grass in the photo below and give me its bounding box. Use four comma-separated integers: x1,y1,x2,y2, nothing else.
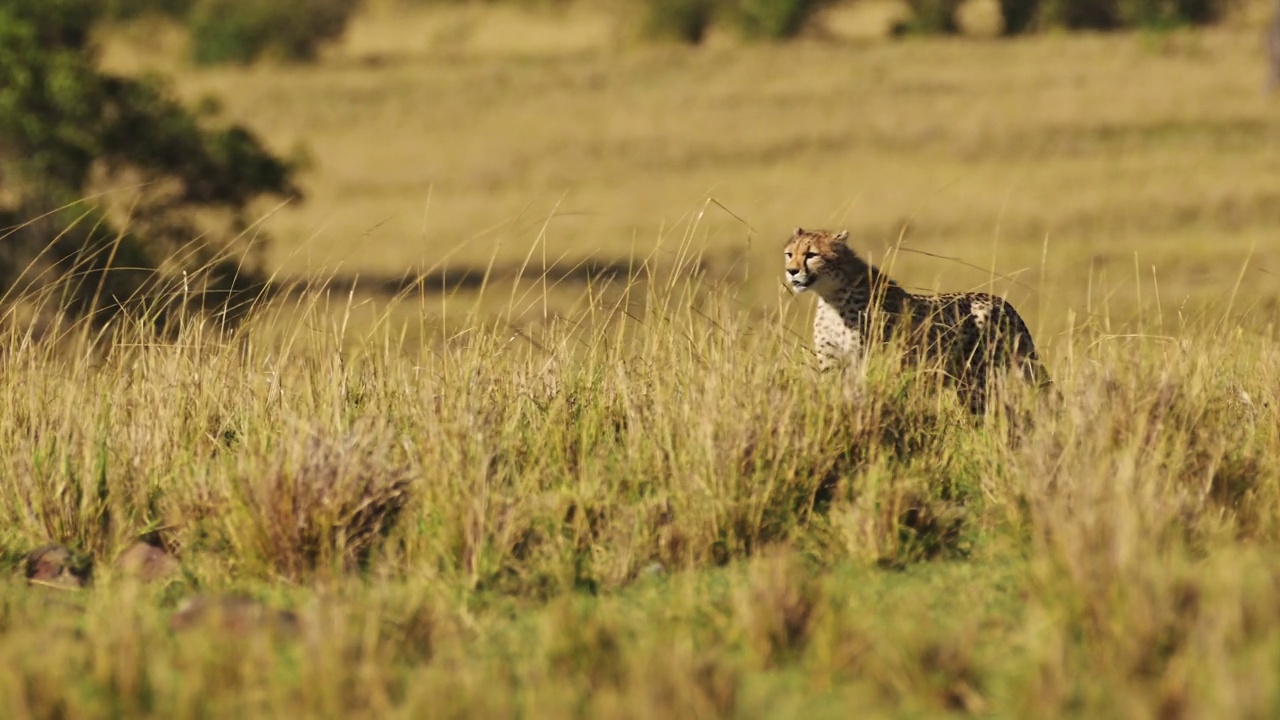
1,211,1278,715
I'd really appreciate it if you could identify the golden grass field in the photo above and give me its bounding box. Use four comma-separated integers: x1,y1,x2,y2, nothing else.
1,1,1279,717
102,0,1280,338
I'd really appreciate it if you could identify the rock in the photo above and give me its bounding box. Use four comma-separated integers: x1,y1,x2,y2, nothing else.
115,542,181,583
169,595,301,637
24,544,91,589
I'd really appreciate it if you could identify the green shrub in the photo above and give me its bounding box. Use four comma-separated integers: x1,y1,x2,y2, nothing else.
902,0,965,33
1038,0,1119,27
0,0,297,326
997,0,1040,33
188,0,360,65
1037,0,1230,29
727,0,825,39
1117,0,1230,28
638,0,715,43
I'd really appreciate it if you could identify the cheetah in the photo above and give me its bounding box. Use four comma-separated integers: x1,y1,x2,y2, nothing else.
783,227,1051,414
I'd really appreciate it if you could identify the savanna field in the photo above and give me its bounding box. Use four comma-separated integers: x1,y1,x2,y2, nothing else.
4,0,1280,716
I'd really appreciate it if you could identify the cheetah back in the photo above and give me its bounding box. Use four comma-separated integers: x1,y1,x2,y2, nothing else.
908,292,1049,402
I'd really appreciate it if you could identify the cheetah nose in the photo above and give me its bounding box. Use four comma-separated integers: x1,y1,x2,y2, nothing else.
786,268,800,277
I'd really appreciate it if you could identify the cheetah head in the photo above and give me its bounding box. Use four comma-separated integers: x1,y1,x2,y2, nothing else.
783,227,849,294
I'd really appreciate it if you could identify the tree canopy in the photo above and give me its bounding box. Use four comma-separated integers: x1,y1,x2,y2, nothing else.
0,0,298,327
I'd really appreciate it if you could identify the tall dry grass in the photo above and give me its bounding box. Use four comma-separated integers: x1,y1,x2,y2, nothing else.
0,213,1277,716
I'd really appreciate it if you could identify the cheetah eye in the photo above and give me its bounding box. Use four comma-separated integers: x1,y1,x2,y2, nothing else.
804,251,818,260
784,252,793,259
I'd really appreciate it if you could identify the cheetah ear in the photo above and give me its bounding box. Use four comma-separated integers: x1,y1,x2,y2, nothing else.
792,226,805,237
833,230,850,244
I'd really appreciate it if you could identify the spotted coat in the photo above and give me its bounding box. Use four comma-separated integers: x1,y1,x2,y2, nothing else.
783,227,1052,413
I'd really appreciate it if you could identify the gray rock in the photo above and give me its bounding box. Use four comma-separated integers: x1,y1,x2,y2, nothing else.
24,544,91,589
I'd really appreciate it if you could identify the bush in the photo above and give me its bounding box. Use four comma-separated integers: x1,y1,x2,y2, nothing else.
727,0,826,39
1117,0,1230,27
188,0,361,65
997,0,1040,33
1031,0,1231,30
902,0,965,33
639,0,716,43
0,0,297,326
1038,0,1120,28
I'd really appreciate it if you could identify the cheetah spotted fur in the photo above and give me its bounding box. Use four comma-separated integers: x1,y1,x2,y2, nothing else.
783,227,1052,413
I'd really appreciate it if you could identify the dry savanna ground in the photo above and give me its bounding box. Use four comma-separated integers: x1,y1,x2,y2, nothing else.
99,1,1280,334
2,1,1280,717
